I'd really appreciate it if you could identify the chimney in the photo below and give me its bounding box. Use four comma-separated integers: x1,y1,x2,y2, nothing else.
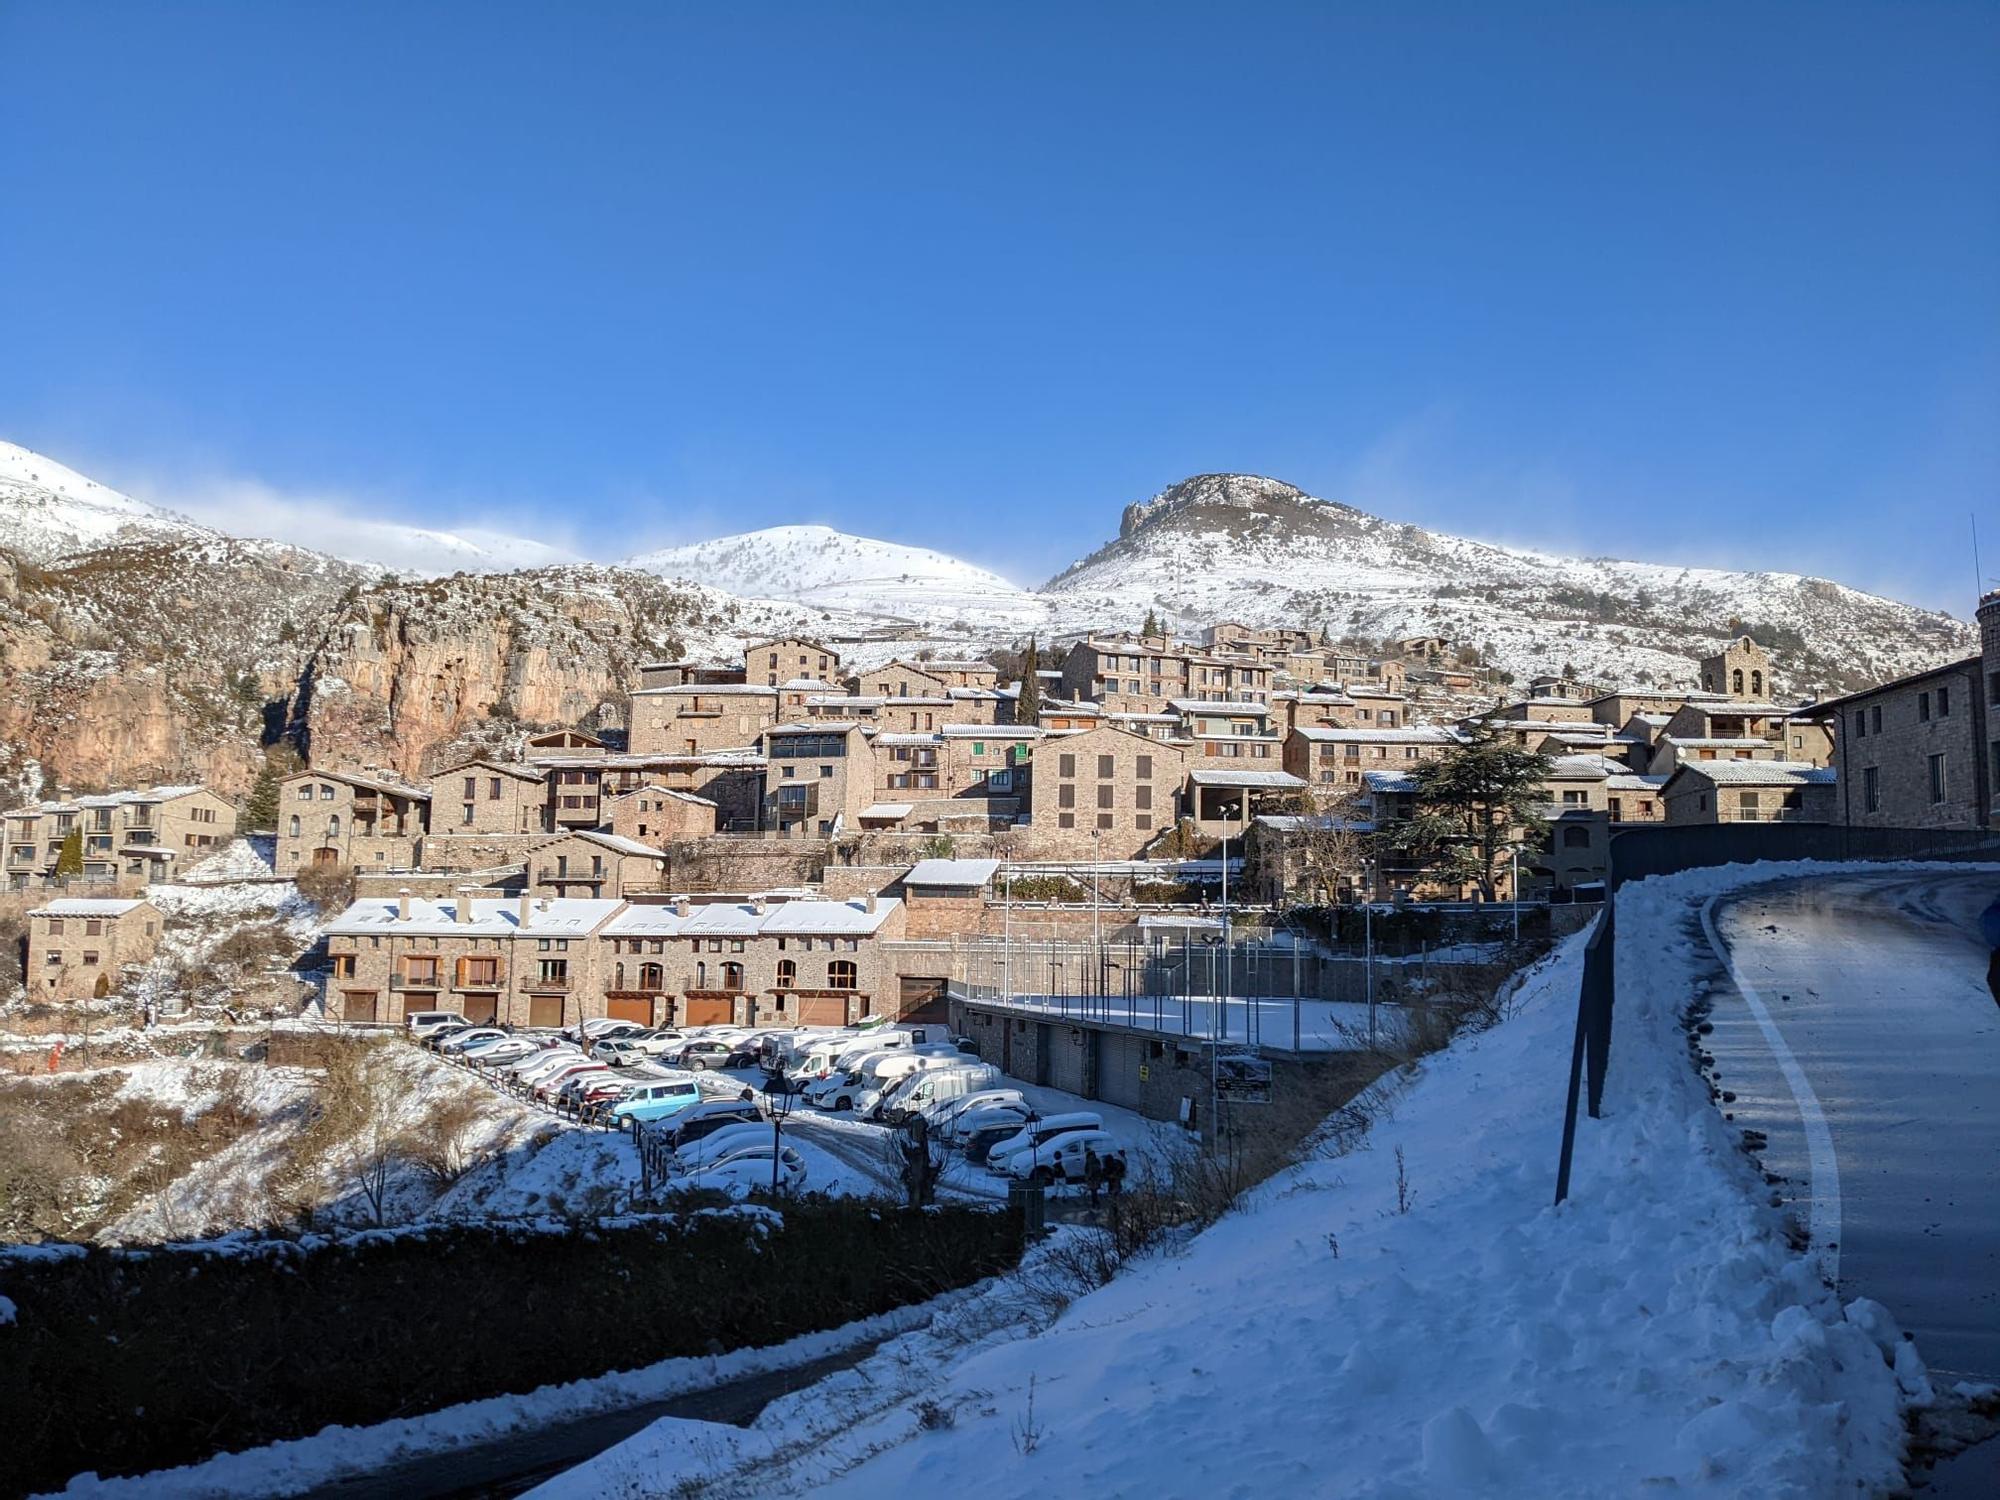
865,892,878,914
455,886,474,924
517,890,531,927
396,887,411,922
675,896,691,918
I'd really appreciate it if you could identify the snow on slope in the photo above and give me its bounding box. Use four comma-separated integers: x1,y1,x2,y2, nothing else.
547,867,1935,1500
0,440,212,560
626,524,1047,632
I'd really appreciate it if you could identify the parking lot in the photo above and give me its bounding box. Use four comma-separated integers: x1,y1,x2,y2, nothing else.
410,1015,1179,1205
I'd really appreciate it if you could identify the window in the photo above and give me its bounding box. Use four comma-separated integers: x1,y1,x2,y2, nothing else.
1732,668,1744,694
1919,691,1930,722
1928,753,1946,805
1096,784,1113,809
1871,706,1882,734
1059,784,1075,809
1863,766,1880,814
1562,825,1590,848
463,776,477,798
1137,755,1152,780
321,785,335,800
1097,754,1114,779
489,776,502,799
1738,791,1760,814
1751,670,1763,696
327,814,341,839
1135,785,1151,811
1058,754,1076,778
1990,742,2000,795
296,785,312,801
777,958,796,988
47,919,63,936
462,803,475,826
288,815,300,838
1058,812,1075,829
1096,813,1114,830
721,962,744,991
828,960,857,990
1939,686,1951,718
1853,709,1866,740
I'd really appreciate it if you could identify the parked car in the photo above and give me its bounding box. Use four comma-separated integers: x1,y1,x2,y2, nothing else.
468,1036,542,1069
437,1027,508,1056
984,1113,1105,1176
673,1039,736,1071
553,1067,618,1112
529,1059,604,1104
864,1057,995,1121
575,1077,640,1124
672,1121,774,1173
893,1075,1011,1129
509,1049,584,1089
954,1106,1038,1162
591,1037,654,1067
657,1099,764,1152
607,1077,705,1132
677,1144,807,1196
452,1034,525,1065
421,1024,475,1051
1003,1129,1127,1186
630,1029,685,1056
928,1087,1026,1131
405,1010,466,1038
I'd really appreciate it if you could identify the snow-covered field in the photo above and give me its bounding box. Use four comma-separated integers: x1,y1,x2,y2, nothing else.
541,864,1941,1499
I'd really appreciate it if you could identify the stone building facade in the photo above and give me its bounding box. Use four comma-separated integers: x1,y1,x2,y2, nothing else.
27,897,163,999
278,769,429,874
1024,725,1190,858
5,785,234,890
1812,655,1990,830
427,759,551,836
628,684,779,757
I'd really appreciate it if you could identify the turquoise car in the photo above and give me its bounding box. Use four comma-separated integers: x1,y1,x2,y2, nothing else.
608,1078,705,1132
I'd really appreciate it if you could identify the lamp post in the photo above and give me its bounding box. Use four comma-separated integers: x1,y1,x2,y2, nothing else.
1091,828,1103,1012
1509,846,1520,944
1363,856,1376,1050
768,1063,797,1196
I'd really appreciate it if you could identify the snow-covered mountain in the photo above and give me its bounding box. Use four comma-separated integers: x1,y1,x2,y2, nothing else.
624,524,1045,632
0,440,214,560
0,441,578,575
1042,473,1970,694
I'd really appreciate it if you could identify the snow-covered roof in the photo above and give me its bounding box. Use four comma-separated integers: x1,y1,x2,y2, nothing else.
939,724,1043,739
528,750,764,770
285,767,431,800
743,897,900,935
1667,761,1836,788
809,694,883,709
1545,755,1616,780
34,898,149,917
1170,699,1270,715
431,757,546,783
781,677,841,692
1660,736,1773,750
321,896,623,938
904,857,1001,888
601,904,690,937
1605,773,1668,791
1293,726,1459,745
605,784,716,807
1363,770,1419,794
1185,768,1306,789
630,683,777,697
552,829,667,859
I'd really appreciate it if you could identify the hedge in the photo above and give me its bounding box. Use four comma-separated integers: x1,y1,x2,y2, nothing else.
0,1201,1023,1494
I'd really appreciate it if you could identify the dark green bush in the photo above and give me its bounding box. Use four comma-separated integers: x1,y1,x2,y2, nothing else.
0,1201,1022,1494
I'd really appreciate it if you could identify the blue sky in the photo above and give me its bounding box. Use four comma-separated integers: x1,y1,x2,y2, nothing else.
2,2,1995,608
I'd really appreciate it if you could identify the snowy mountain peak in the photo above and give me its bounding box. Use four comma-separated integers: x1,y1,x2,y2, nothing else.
1118,472,1328,539
0,440,213,560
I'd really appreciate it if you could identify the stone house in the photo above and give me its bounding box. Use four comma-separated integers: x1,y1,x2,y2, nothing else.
1808,653,1990,830
1526,811,1610,898
604,784,718,842
1184,766,1308,835
1202,622,1315,660
528,750,763,833
746,637,841,687
1645,735,1780,777
427,758,551,836
897,857,1001,938
1605,772,1668,823
1494,696,1596,725
529,830,670,899
1059,634,1273,713
322,890,623,1027
1284,725,1459,791
923,659,1002,689
1025,724,1189,857
599,894,908,1028
5,785,234,889
628,683,779,757
850,660,950,698
762,723,877,837
865,727,1029,832
27,897,162,999
523,729,606,759
278,768,429,874
1661,762,1837,825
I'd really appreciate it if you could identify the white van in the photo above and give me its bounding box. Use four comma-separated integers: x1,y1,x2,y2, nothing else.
874,1063,1003,1123
984,1112,1104,1176
805,1048,913,1112
404,1010,466,1037
928,1087,1026,1134
852,1052,969,1119
1004,1129,1127,1185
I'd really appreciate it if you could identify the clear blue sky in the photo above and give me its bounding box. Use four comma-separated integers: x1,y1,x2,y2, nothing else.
2,1,1995,607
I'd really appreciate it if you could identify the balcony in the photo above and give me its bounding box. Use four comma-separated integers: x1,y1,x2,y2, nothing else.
390,972,443,991
524,972,572,993
538,867,606,888
455,970,503,990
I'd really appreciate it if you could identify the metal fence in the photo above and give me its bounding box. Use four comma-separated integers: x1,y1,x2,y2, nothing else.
1553,822,2000,1204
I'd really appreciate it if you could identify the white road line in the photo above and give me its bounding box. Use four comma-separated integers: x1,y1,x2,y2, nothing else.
1701,893,1843,1288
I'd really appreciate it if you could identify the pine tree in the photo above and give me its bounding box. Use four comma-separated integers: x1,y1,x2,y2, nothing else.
1383,719,1551,900
240,762,280,834
1016,636,1042,721
1141,609,1160,638
53,827,83,879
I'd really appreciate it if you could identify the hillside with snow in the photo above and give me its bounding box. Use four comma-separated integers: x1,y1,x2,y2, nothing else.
625,524,1045,633
0,440,213,560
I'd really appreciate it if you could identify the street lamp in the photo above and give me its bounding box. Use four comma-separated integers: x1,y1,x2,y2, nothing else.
1362,856,1376,1049
1509,846,1520,944
768,1063,797,1196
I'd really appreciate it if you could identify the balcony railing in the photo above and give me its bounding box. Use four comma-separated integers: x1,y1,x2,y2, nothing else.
390,973,442,991
455,971,503,990
525,972,572,993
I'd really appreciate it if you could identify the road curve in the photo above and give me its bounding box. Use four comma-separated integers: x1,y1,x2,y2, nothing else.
1701,869,2000,1385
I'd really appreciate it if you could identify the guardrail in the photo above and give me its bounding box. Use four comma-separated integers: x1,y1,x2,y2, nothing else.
1553,822,2000,1205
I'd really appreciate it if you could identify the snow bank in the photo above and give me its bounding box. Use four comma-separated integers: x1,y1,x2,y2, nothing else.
552,864,1918,1499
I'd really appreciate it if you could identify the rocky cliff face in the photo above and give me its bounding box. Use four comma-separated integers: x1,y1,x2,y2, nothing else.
296,567,733,777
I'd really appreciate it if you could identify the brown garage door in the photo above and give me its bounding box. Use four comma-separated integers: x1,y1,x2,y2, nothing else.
682,995,735,1027
794,993,848,1026
897,976,948,1024
528,994,564,1029
607,995,654,1025
461,992,500,1026
341,991,378,1023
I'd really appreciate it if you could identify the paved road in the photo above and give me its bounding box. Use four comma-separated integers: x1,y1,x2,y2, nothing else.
1702,869,2000,1384
302,1342,883,1500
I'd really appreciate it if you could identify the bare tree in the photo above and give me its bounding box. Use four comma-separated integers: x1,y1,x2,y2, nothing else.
1261,785,1370,904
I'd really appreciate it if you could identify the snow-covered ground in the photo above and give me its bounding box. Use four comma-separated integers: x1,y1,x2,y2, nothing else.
543,864,1942,1499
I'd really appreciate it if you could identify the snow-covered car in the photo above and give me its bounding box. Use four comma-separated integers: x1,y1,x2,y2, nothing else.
467,1037,542,1068
928,1088,1026,1135
548,1066,616,1110
1002,1129,1126,1186
672,1121,774,1173
505,1049,584,1088
983,1112,1102,1175
954,1106,1038,1162
655,1100,763,1151
676,1144,807,1197
630,1029,685,1057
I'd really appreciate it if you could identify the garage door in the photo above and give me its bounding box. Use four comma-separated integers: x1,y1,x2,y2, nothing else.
607,995,654,1025
461,992,500,1026
897,976,948,1024
795,994,847,1026
341,991,378,1024
1044,1023,1087,1095
1097,1033,1147,1112
528,994,564,1029
682,995,735,1027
